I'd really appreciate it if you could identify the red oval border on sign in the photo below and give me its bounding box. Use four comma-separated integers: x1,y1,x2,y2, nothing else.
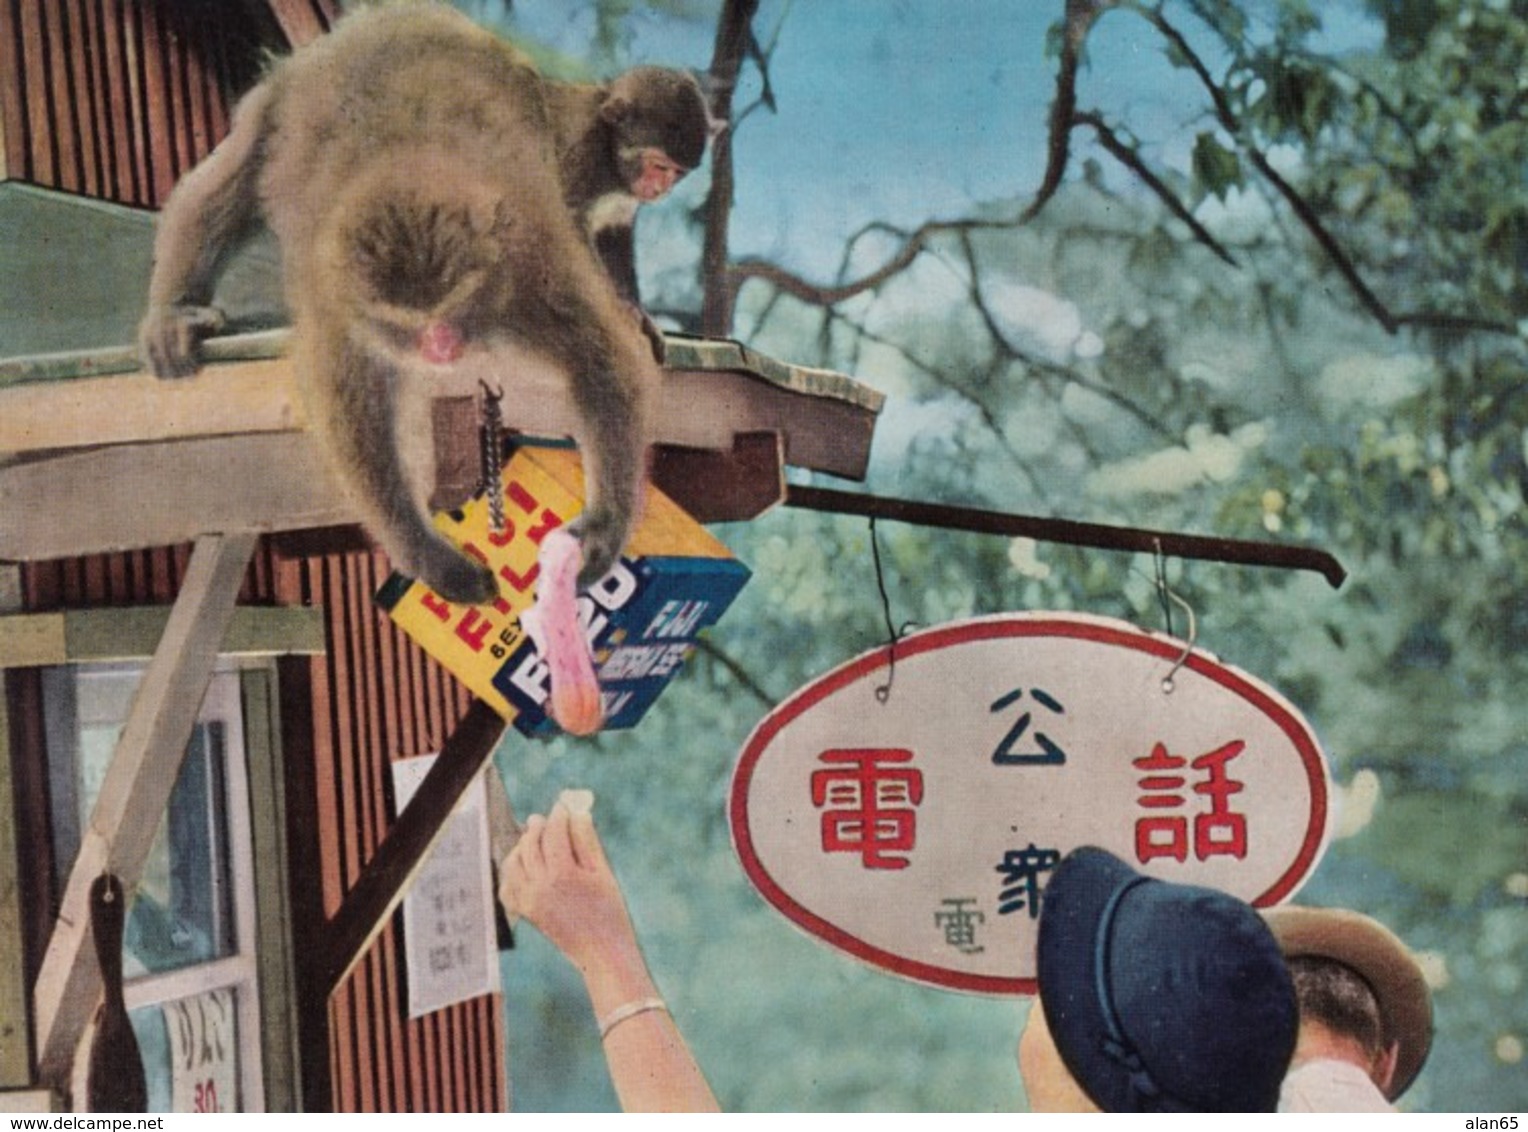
729,614,1330,995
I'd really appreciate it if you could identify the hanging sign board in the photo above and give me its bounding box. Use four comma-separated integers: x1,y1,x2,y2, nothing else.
393,755,501,1018
729,613,1330,996
377,444,750,736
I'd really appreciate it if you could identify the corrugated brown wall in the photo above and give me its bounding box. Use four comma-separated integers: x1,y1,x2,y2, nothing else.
0,0,339,208
19,541,282,609
8,0,509,1109
273,547,505,1114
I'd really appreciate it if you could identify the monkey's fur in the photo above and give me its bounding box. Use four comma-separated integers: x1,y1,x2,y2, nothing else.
140,2,705,605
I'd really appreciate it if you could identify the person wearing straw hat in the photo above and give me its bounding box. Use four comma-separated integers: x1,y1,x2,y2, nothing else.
1024,845,1300,1112
1263,905,1434,1112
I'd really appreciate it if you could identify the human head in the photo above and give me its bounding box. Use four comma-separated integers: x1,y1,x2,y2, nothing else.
1262,905,1433,1099
1035,845,1298,1112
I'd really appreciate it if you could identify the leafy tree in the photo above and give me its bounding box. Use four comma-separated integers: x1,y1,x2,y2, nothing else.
484,0,1527,1110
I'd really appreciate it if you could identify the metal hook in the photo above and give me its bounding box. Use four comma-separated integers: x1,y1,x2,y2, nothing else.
1152,539,1173,639
870,516,896,702
869,517,915,703
1159,585,1197,695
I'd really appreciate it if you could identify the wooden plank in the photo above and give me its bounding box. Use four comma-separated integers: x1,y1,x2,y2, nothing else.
265,0,326,48
0,611,66,667
317,700,505,993
137,0,175,204
238,667,303,1114
0,335,881,476
0,564,20,613
0,433,352,562
0,394,869,559
651,430,786,523
33,530,257,1084
429,396,479,513
78,0,112,200
0,359,297,449
62,0,102,197
98,0,134,203
272,653,335,1111
17,0,54,187
0,686,36,1087
0,0,27,183
327,555,361,904
0,604,324,667
41,0,83,193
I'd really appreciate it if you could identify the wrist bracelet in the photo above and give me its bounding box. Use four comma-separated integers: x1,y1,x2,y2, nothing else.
598,997,668,1040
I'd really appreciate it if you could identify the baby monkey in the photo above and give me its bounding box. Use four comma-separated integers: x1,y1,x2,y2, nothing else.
139,4,712,733
547,64,716,332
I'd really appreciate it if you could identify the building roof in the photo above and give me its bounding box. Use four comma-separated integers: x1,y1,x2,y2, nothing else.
0,185,882,562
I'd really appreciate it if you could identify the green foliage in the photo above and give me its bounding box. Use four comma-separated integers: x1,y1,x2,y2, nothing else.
1191,131,1244,199
493,0,1527,1112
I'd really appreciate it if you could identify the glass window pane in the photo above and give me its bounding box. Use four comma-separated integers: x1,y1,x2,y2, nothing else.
76,720,236,976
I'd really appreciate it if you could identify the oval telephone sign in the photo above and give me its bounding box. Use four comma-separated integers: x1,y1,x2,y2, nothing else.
729,613,1330,995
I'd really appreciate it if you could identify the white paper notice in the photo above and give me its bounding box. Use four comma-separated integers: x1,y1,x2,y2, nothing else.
392,757,502,1018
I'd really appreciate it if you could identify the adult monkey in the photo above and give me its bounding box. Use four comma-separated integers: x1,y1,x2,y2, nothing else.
139,2,712,733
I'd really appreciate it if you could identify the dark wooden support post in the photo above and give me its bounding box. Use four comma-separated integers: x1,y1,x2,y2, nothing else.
318,699,507,994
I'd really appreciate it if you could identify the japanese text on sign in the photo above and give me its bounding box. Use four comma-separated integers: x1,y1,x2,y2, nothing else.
1134,739,1249,864
811,748,924,870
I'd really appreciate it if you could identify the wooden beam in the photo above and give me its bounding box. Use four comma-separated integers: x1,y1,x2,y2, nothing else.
0,433,353,561
238,668,303,1114
0,359,297,452
33,531,258,1085
651,431,786,523
318,699,505,993
0,605,326,668
0,334,882,477
265,0,327,48
0,687,35,1088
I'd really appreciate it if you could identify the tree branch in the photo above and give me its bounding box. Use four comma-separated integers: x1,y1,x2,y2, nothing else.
727,214,1026,308
1135,5,1516,338
1021,0,1114,223
1077,112,1238,266
701,0,764,335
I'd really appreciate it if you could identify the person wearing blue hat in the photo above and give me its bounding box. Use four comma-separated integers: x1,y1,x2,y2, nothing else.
1024,845,1300,1112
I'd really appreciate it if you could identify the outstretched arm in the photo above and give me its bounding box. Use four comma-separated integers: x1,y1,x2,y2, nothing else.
499,798,720,1113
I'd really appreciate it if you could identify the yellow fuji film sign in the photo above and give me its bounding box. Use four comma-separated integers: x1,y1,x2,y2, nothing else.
377,444,750,735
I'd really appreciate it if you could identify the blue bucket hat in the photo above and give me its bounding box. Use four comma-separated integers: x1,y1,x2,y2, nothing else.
1037,846,1298,1112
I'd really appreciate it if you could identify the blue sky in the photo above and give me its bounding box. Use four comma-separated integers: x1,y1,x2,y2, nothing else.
499,2,1382,279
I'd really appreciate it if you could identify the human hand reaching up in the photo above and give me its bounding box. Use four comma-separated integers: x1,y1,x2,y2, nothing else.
497,792,720,1112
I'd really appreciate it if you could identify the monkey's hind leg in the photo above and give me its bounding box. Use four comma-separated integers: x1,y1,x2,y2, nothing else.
305,334,499,607
544,299,659,592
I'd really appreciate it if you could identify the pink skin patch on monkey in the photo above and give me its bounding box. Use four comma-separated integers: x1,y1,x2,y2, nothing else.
418,321,465,364
523,528,603,736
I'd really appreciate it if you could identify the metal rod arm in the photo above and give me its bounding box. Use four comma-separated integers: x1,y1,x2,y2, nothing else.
785,485,1346,588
